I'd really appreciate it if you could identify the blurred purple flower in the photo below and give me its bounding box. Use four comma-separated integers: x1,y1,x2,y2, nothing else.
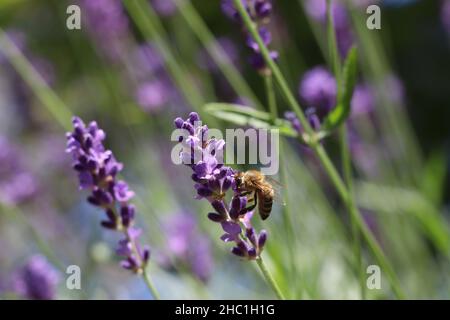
174,112,268,260
80,0,130,61
66,117,150,273
221,0,278,73
161,213,214,282
285,111,302,134
443,0,450,34
351,84,375,117
351,74,405,118
304,0,348,29
0,137,38,205
285,108,321,137
304,0,353,56
130,43,177,112
135,80,171,112
12,255,59,300
299,66,337,117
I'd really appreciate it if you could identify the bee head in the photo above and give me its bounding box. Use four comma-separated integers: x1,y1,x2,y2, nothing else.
234,172,244,187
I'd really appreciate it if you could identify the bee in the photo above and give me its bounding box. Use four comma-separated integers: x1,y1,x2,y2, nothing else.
235,170,277,220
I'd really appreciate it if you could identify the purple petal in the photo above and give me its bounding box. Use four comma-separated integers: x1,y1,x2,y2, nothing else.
208,213,225,223
231,246,245,257
220,233,234,243
258,230,268,248
211,200,227,216
221,221,241,236
174,117,184,129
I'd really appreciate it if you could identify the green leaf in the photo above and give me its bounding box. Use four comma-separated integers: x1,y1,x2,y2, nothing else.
322,46,358,132
204,103,298,137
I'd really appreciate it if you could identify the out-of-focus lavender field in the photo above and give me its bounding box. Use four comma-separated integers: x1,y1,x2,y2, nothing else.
0,0,449,300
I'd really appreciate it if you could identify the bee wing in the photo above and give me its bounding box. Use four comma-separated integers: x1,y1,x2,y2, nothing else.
264,176,284,188
264,176,286,206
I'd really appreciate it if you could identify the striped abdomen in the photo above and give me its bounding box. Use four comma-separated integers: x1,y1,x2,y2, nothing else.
257,189,274,220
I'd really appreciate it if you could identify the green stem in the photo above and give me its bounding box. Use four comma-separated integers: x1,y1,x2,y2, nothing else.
174,0,263,110
326,0,341,80
110,206,162,300
327,0,364,299
231,0,312,136
0,28,72,130
233,0,405,299
263,74,300,298
340,126,366,299
256,256,286,300
264,74,277,121
142,268,161,300
315,145,404,299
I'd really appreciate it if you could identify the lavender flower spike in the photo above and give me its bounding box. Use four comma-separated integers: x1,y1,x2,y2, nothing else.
80,0,130,61
174,112,268,260
299,66,337,117
221,0,278,74
160,213,214,282
66,117,150,274
13,255,59,300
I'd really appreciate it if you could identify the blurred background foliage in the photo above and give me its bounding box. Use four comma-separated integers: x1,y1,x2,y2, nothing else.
0,0,449,299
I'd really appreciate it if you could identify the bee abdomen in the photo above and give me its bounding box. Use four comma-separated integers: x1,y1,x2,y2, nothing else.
258,193,273,220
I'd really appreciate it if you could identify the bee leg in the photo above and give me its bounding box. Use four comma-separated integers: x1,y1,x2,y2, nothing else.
240,190,255,206
241,192,258,215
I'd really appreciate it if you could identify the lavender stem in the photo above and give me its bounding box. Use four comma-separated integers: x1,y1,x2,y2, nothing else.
142,269,161,300
256,256,285,300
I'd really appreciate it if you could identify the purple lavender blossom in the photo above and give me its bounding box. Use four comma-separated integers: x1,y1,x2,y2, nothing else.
130,43,176,112
135,80,171,112
351,75,404,117
285,108,321,137
221,0,278,73
66,117,150,273
80,0,130,61
0,137,38,205
351,84,375,117
304,0,353,56
12,255,59,300
160,213,214,282
174,112,268,260
299,66,337,117
443,0,450,34
285,112,302,134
